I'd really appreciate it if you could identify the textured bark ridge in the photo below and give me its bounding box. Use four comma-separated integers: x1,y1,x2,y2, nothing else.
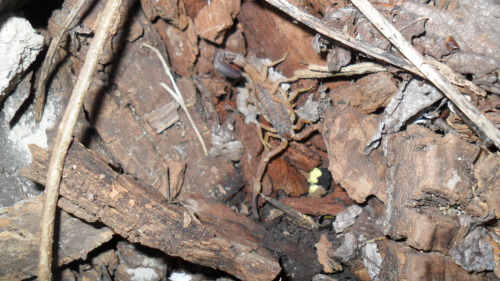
21,142,281,281
0,195,114,280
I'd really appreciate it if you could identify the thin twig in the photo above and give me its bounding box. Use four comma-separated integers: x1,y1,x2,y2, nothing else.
142,43,209,156
264,0,422,76
160,82,209,157
265,0,485,98
35,0,88,122
306,62,386,74
349,0,500,148
290,62,387,80
37,0,124,279
260,194,319,230
263,0,499,148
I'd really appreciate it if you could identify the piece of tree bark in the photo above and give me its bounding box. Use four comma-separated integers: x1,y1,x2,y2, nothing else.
0,195,114,280
21,142,281,281
323,107,387,203
280,190,355,216
384,125,479,254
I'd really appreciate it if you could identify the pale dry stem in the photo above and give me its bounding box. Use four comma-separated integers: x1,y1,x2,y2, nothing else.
349,0,500,148
37,0,124,279
264,0,500,148
142,42,209,156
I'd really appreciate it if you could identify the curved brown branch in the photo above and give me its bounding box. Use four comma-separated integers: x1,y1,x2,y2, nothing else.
37,0,125,279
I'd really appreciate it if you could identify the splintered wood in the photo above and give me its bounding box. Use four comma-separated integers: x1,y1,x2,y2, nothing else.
4,0,500,279
21,142,280,281
144,101,180,134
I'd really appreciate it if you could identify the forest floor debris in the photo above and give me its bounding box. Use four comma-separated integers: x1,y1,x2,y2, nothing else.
0,0,499,280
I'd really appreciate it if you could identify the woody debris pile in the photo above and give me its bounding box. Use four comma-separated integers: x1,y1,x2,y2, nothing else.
0,0,498,280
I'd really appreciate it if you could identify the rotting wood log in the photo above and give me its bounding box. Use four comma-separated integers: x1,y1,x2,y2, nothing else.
20,142,281,281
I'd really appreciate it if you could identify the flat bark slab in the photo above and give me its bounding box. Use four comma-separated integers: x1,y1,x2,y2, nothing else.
280,188,355,216
237,1,325,77
323,106,387,203
384,125,480,253
378,240,488,281
331,72,397,114
0,195,114,280
21,142,281,281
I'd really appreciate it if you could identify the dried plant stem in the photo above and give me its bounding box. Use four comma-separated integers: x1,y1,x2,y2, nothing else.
37,0,124,279
142,43,209,156
265,0,484,97
264,0,422,76
35,0,88,122
349,0,500,148
264,0,499,148
160,82,209,157
289,62,387,80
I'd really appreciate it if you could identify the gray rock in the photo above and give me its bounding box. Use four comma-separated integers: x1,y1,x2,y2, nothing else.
0,14,43,101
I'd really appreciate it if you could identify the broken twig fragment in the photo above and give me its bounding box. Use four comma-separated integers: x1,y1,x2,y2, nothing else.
144,101,180,134
35,0,87,122
260,193,319,230
263,0,422,76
